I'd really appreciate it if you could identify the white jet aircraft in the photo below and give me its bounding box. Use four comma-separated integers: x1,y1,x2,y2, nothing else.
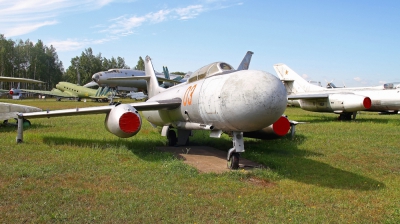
0,77,43,125
274,63,400,119
16,53,288,169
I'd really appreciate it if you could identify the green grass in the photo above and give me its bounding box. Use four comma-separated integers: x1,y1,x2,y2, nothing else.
1,99,400,223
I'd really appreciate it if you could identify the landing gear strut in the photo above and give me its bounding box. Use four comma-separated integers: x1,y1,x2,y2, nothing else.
227,131,245,170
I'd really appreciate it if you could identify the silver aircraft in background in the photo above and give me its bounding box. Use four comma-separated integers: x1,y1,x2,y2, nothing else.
17,52,290,169
274,63,400,119
84,51,255,93
84,68,183,92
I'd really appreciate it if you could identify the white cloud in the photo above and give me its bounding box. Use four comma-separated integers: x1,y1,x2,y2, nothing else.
0,0,118,37
4,20,58,37
175,5,205,20
302,74,309,79
48,39,86,51
354,77,362,82
6,0,242,53
100,4,210,36
147,9,172,23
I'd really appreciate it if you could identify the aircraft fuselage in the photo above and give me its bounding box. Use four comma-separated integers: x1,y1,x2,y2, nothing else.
143,70,287,132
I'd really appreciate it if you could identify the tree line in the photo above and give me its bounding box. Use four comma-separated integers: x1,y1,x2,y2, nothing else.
0,34,134,90
0,34,64,90
0,34,185,92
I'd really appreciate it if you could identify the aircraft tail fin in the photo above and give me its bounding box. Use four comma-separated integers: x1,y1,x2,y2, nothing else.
237,51,254,70
273,63,324,93
145,56,165,98
163,66,170,80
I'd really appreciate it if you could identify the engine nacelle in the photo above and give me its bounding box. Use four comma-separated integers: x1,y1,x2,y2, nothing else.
243,115,291,140
328,94,371,112
105,104,142,138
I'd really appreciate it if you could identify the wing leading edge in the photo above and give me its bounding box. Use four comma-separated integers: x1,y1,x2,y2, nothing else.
17,98,182,119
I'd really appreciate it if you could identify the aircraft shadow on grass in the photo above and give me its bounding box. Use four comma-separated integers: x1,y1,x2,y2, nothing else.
244,135,385,191
292,113,399,124
41,136,176,161
0,123,52,133
41,134,384,191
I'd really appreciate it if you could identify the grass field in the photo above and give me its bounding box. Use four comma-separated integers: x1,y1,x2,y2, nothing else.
1,99,400,223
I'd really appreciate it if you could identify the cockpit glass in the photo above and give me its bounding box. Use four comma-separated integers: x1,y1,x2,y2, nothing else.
188,62,235,83
219,63,233,70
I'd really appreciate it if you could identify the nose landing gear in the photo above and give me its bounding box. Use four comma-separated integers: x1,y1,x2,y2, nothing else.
227,131,244,170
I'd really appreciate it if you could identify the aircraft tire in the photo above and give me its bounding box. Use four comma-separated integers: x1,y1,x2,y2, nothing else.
167,130,177,146
227,153,240,170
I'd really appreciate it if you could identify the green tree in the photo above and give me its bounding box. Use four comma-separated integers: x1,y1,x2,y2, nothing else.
64,48,131,85
0,35,64,91
134,56,144,71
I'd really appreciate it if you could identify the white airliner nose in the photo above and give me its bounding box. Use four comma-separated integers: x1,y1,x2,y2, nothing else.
92,74,100,83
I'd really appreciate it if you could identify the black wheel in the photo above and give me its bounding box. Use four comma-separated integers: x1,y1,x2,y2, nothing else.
338,113,352,121
227,153,240,170
167,130,177,146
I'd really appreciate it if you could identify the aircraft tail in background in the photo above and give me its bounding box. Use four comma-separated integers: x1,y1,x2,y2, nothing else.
163,66,170,80
273,63,325,94
237,51,253,70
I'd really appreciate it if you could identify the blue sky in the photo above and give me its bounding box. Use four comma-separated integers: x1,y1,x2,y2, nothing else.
1,0,399,87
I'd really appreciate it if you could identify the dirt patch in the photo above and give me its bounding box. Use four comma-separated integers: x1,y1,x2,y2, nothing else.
157,146,264,174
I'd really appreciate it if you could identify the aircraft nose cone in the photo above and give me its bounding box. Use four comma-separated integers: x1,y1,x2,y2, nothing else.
92,74,100,83
219,70,287,131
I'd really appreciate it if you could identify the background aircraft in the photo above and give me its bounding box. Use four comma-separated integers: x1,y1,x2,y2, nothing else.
23,82,113,102
274,63,400,119
84,68,182,92
17,53,289,169
127,91,147,100
0,76,45,99
84,51,254,94
1,102,41,126
0,77,43,126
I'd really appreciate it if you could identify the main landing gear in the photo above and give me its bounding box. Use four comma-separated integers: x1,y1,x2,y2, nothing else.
164,127,244,170
164,127,192,146
338,112,357,121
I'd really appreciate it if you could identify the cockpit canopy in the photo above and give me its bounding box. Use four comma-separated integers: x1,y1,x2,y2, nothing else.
188,62,235,83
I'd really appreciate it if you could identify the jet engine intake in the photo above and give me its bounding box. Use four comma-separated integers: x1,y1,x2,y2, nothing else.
243,115,291,140
105,104,142,138
328,94,371,112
